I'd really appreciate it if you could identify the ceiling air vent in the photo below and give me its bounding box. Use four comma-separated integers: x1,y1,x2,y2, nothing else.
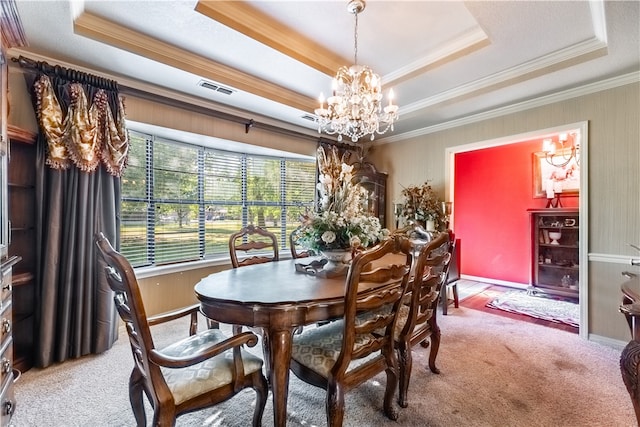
198,80,235,95
301,114,317,122
216,86,234,96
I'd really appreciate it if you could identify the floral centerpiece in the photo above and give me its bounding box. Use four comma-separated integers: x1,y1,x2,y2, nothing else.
400,181,444,231
294,146,388,259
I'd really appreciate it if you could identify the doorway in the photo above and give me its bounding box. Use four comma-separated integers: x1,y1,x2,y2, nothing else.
445,121,589,338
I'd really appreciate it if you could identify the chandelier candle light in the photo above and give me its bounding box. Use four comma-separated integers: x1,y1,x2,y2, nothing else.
542,132,580,168
315,0,399,142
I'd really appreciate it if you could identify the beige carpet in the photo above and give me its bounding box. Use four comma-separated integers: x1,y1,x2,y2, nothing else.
11,307,634,426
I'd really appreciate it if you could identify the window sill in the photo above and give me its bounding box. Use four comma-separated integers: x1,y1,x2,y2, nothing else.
133,253,294,279
134,257,230,279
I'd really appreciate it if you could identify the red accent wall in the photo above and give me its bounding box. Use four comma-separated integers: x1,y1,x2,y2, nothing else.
454,139,578,284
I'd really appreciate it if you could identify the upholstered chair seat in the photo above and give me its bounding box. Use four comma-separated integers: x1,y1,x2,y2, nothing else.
160,328,265,405
291,319,380,378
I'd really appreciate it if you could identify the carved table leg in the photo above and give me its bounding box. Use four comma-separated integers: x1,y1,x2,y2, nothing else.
620,339,640,425
262,328,294,427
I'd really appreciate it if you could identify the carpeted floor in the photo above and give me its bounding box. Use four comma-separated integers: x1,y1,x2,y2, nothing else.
487,289,579,328
10,306,633,426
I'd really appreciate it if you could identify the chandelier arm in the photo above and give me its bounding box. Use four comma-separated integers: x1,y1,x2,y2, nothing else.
545,153,572,168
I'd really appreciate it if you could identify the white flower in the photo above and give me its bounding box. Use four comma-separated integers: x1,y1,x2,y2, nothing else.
321,230,336,244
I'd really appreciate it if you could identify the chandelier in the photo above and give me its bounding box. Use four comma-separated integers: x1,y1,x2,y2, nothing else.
314,0,398,143
542,132,580,168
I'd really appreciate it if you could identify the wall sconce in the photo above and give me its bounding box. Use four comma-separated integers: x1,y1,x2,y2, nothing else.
542,132,580,168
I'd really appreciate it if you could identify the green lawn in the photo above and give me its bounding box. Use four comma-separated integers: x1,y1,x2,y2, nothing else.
121,220,299,266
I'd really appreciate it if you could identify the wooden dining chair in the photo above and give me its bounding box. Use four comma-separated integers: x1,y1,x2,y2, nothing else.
289,228,314,259
95,232,268,427
394,231,451,408
229,224,279,268
289,235,414,426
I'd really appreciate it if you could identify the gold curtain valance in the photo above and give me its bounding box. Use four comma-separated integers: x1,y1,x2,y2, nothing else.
33,74,129,177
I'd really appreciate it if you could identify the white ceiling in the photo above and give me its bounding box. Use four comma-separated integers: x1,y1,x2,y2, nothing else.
7,0,640,145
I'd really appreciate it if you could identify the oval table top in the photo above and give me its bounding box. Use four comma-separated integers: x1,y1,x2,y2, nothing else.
195,258,346,306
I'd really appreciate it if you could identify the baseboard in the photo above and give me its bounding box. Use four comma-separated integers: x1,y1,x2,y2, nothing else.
587,333,627,351
459,274,528,290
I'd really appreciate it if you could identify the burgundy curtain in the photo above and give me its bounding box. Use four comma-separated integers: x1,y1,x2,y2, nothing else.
18,57,129,367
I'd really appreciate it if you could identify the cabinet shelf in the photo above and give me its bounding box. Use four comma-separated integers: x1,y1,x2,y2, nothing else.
10,227,34,232
533,284,579,297
538,263,579,271
539,244,577,249
11,271,34,286
7,183,34,189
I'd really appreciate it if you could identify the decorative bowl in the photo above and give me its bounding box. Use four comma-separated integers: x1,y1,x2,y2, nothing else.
548,231,562,245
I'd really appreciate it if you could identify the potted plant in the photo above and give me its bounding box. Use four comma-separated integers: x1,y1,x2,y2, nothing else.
293,145,388,273
400,181,443,231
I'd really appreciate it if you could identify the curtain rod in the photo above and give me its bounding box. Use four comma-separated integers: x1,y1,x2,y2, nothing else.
12,55,118,91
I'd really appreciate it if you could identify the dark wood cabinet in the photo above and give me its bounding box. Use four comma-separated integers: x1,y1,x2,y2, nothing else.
2,8,28,423
351,161,387,228
7,125,36,373
528,208,579,299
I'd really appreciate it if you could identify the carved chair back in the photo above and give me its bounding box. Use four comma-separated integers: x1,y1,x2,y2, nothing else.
229,224,279,268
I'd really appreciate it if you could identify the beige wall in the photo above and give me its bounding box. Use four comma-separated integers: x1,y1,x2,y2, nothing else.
9,62,639,342
124,96,318,158
370,82,640,342
136,265,229,317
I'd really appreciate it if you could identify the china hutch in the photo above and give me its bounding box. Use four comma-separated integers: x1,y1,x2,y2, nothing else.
351,160,387,228
528,208,579,299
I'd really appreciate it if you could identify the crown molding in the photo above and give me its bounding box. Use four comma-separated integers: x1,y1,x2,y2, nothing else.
0,0,27,48
383,26,489,86
380,71,640,144
400,36,608,117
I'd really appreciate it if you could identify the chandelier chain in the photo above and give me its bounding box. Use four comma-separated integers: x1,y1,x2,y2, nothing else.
353,11,358,65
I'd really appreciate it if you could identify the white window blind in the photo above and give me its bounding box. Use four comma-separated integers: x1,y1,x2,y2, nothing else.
120,130,316,268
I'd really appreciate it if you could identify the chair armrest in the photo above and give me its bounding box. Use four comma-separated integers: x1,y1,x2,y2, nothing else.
621,303,640,317
149,331,259,369
147,303,200,326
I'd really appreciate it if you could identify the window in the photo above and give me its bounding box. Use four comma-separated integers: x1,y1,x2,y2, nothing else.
121,130,316,268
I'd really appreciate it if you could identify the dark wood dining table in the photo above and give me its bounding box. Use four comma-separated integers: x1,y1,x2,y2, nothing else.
194,258,355,427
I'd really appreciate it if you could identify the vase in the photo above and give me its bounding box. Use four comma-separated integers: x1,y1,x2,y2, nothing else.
320,249,352,276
